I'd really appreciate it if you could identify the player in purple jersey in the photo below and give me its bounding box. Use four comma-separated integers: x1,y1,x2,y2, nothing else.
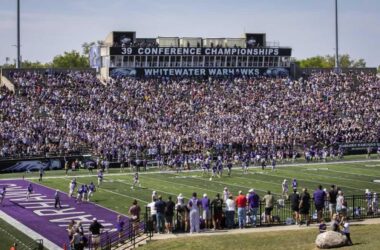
88,182,96,201
0,186,6,206
225,157,232,176
292,178,298,191
210,163,217,180
76,185,85,203
26,183,33,200
82,184,89,202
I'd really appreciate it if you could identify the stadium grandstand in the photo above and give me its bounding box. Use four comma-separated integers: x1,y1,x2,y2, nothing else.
0,29,379,249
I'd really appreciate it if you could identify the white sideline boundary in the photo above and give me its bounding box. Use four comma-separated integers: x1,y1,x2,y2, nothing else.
0,210,62,250
0,159,376,181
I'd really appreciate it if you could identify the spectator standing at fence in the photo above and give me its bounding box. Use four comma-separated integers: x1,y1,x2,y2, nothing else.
299,188,311,226
89,218,103,250
336,190,347,219
225,194,235,229
223,187,229,202
116,215,125,243
211,193,223,230
201,193,211,229
235,191,247,229
71,228,84,250
372,193,378,215
129,200,141,236
148,198,157,232
328,185,338,220
247,189,260,227
67,220,76,245
313,185,326,223
155,196,166,234
262,191,274,224
188,192,201,233
165,196,175,233
365,189,372,213
290,189,300,225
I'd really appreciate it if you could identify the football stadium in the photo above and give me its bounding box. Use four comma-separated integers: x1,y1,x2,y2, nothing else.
1,1,380,250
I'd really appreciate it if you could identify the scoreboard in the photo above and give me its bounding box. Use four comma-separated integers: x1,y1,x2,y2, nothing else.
99,31,292,78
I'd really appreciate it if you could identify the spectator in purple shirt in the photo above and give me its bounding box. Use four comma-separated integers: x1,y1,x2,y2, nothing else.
247,189,260,227
313,185,326,223
201,193,211,229
188,192,201,233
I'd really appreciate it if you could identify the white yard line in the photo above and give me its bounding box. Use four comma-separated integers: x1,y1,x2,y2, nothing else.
0,210,62,250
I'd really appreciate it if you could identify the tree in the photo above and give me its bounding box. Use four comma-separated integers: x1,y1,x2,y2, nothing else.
51,50,89,68
297,56,332,68
21,60,51,68
378,66,380,73
297,54,366,68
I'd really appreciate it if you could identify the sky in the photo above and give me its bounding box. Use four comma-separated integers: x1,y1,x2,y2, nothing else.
0,0,379,67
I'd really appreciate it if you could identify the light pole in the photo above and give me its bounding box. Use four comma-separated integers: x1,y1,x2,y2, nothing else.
17,0,21,68
334,0,340,71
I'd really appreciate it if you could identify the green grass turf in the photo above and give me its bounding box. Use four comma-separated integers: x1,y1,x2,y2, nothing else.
0,156,379,217
0,217,46,250
139,224,380,250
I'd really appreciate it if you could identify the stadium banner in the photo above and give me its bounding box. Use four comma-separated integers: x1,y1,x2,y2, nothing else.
340,142,380,152
110,47,291,56
109,67,290,78
0,156,95,173
89,45,101,69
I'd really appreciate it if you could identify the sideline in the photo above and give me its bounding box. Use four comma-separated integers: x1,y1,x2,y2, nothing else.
0,210,62,250
2,159,378,181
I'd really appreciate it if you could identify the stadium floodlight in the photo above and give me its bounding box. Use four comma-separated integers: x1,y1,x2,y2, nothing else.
334,0,340,72
17,0,21,69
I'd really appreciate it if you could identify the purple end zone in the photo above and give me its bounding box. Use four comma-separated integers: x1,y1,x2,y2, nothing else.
0,179,129,247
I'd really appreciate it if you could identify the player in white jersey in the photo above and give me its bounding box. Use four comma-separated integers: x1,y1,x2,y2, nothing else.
69,178,77,197
97,169,103,187
282,179,289,199
131,172,141,189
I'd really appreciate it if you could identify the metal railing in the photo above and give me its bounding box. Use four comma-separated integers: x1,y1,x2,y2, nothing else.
85,211,153,250
145,194,379,233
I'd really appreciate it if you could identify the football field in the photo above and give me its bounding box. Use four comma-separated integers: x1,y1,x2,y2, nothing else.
2,156,380,217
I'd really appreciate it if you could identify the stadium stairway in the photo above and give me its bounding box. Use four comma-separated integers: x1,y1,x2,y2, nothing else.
0,75,15,92
97,74,107,86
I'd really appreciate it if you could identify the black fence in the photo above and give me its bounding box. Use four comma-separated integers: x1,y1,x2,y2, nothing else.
145,194,379,232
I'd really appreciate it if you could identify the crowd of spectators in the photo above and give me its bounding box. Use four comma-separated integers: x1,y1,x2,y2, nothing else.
0,71,379,160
